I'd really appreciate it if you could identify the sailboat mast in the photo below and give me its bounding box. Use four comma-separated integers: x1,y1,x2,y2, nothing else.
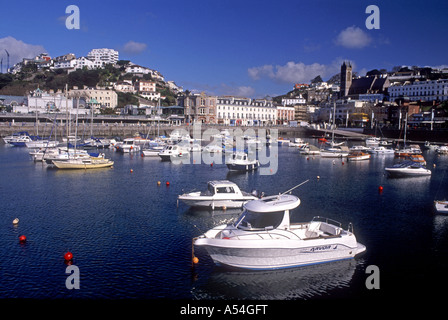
332,102,336,144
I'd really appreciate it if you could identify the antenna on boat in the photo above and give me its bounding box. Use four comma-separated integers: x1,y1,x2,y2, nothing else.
279,179,310,196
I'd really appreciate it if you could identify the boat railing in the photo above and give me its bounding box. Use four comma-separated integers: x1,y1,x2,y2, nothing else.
217,229,302,240
311,216,342,228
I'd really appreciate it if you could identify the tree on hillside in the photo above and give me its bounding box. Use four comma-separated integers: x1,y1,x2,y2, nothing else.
68,69,100,88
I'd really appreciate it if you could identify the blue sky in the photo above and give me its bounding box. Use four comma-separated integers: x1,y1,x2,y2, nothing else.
1,0,447,98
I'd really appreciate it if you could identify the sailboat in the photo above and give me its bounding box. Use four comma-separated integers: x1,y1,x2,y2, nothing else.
320,103,349,158
52,92,113,170
394,112,421,157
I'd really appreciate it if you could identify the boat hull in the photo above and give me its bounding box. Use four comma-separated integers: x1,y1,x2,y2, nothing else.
434,201,448,214
179,197,255,208
385,168,431,177
195,237,365,270
226,162,259,171
52,160,114,169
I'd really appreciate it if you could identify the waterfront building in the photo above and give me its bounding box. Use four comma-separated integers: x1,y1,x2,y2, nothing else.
276,105,295,125
69,86,118,109
87,48,119,68
389,79,448,102
317,99,372,127
12,88,91,115
179,93,217,124
216,96,276,126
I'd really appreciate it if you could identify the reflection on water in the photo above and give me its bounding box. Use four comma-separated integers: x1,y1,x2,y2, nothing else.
192,259,363,300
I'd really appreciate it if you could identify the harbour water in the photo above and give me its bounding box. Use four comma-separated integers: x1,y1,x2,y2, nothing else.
1,140,448,305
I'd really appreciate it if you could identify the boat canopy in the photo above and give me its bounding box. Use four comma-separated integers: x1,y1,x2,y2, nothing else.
244,194,300,213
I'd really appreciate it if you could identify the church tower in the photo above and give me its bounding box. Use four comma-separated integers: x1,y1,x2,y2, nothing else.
340,61,352,98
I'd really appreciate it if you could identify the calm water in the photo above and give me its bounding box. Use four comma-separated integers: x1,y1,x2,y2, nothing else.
1,140,448,303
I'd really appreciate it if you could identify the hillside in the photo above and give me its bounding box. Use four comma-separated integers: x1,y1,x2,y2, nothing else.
0,62,178,107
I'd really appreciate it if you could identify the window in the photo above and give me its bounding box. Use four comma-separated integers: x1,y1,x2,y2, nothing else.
235,210,284,230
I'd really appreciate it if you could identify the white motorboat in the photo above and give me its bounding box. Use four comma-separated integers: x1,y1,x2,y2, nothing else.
347,151,370,161
226,151,259,171
158,144,190,161
434,200,448,214
178,180,258,209
299,144,321,155
365,137,380,145
141,148,160,157
115,138,141,153
289,138,308,148
25,140,59,149
320,146,350,158
385,161,431,177
3,131,31,145
350,145,371,152
193,193,366,270
6,134,34,147
43,147,90,164
367,146,395,154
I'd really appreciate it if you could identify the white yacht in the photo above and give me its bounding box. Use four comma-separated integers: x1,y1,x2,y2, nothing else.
115,138,141,153
434,200,448,214
158,144,190,161
193,193,366,270
320,146,350,158
226,151,259,171
367,146,395,154
385,161,431,177
178,180,258,209
25,140,59,149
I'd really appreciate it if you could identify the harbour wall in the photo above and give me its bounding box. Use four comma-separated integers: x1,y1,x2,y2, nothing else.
1,120,447,144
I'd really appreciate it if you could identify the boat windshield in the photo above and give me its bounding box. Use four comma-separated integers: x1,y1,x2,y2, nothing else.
234,209,284,231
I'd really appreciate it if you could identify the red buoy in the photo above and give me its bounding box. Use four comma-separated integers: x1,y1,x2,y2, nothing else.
64,252,73,261
378,186,383,193
166,181,170,186
19,235,26,243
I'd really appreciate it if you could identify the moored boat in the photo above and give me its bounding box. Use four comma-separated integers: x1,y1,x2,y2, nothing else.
347,151,370,161
385,161,431,177
193,192,366,270
158,144,190,161
52,154,114,169
178,180,258,209
226,151,259,171
434,200,448,214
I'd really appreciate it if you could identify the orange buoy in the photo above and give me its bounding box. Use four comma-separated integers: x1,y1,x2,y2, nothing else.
192,256,199,264
19,235,26,243
130,169,133,173
64,252,73,261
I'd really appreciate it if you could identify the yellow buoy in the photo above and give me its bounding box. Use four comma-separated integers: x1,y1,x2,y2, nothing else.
13,218,19,225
